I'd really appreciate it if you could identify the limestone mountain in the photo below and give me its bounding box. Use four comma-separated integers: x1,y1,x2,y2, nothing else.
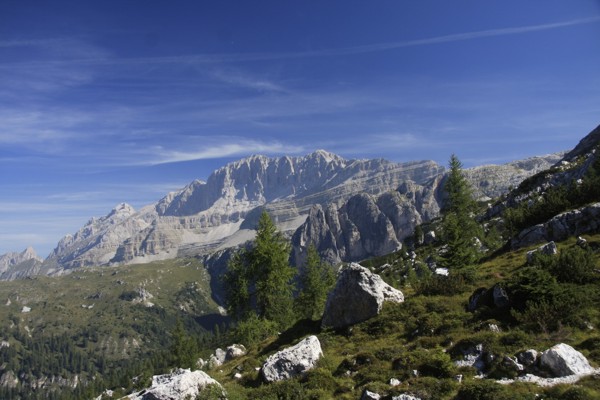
0,247,43,281
291,153,562,266
1,149,562,280
38,151,444,275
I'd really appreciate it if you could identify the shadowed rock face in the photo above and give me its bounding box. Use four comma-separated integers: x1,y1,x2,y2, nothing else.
321,263,404,329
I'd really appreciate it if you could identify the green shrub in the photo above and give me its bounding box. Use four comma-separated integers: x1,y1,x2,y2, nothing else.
544,385,600,400
393,348,455,379
552,247,597,284
246,379,306,400
302,369,338,392
232,314,278,346
454,379,530,400
405,377,457,400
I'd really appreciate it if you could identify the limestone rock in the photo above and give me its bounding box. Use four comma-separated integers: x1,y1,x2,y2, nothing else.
526,241,558,264
467,288,489,312
321,263,404,329
392,395,422,400
512,203,600,249
540,343,594,377
517,349,539,367
454,343,489,375
361,390,381,400
225,344,247,360
261,336,323,383
126,368,222,400
0,371,18,389
492,284,510,308
4,148,555,279
502,355,524,372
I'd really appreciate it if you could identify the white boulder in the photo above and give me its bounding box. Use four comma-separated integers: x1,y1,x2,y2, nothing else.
321,263,404,329
540,343,594,377
261,336,323,383
126,368,222,400
527,241,558,264
225,344,247,360
392,395,422,400
361,390,381,400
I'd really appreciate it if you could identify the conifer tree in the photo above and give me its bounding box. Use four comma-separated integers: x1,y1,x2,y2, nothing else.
224,211,296,330
440,154,481,280
295,244,336,320
170,319,196,368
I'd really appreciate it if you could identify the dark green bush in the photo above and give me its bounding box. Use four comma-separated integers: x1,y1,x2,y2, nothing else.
454,379,533,400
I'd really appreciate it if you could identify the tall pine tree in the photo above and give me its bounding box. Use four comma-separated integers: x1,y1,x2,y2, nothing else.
440,154,481,280
223,211,296,330
295,244,336,320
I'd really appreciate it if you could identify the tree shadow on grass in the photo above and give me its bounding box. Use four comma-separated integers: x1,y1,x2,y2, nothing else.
259,318,322,356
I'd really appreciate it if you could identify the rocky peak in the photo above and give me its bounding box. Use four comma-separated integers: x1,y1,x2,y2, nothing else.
0,247,42,270
107,203,136,219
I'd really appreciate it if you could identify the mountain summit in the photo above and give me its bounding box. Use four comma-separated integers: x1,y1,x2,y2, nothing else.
1,149,562,279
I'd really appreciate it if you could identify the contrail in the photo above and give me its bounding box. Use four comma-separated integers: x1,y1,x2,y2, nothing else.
0,15,598,66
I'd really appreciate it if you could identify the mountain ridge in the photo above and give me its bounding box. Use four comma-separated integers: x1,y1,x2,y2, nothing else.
1,149,563,280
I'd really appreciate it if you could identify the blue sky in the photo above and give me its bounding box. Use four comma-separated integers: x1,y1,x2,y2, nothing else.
1,1,599,257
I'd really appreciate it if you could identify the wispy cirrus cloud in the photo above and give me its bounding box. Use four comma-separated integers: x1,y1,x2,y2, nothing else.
140,140,305,166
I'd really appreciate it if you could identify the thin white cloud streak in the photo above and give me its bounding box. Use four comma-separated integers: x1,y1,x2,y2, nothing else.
143,141,305,165
1,16,597,69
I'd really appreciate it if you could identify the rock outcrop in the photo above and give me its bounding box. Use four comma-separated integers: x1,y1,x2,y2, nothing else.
261,336,323,382
512,203,600,249
526,241,558,263
498,343,600,387
321,263,404,329
126,368,222,400
540,343,595,377
225,344,247,360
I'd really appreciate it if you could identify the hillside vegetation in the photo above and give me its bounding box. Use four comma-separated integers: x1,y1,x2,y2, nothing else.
0,258,223,399
2,137,600,399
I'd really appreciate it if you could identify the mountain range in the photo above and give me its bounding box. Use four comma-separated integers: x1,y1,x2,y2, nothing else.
2,150,563,280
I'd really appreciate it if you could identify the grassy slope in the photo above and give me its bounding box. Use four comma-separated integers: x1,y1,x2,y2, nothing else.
206,235,600,400
0,257,220,362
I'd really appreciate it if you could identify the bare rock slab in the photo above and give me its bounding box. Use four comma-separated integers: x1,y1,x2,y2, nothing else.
127,368,222,400
261,336,323,383
322,263,404,329
540,343,594,377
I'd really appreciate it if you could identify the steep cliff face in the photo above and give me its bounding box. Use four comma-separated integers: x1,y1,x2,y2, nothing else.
23,148,564,277
291,175,443,266
40,151,444,273
290,152,562,266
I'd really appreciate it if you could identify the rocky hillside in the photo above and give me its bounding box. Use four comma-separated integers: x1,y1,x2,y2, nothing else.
291,154,562,266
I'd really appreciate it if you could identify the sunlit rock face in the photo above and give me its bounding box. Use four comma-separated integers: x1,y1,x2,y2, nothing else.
38,151,444,273
14,148,559,278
